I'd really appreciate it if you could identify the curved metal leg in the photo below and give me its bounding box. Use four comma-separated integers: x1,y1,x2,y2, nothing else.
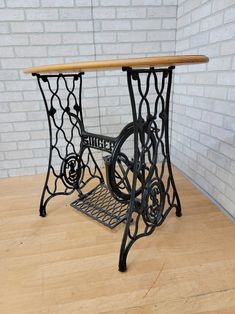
35,73,103,216
118,66,182,271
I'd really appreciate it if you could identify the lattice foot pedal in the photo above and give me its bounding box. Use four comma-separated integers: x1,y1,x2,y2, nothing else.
70,184,129,229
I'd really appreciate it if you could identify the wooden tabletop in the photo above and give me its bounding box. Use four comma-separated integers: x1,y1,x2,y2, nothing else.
24,55,209,74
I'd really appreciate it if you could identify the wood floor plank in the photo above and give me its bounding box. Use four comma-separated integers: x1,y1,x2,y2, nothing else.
0,168,234,314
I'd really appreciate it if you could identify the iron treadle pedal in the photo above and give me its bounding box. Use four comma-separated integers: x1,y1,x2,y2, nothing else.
70,183,129,229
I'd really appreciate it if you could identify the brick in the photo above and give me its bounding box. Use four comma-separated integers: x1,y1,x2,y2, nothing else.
211,126,234,144
76,20,93,32
79,45,95,56
200,134,220,150
30,34,61,45
60,8,91,20
205,170,226,192
207,56,232,71
223,116,235,132
8,168,35,177
0,142,17,152
0,47,14,57
162,18,176,29
185,107,201,120
62,33,93,44
132,19,161,30
7,0,39,7
147,6,176,18
202,111,223,127
18,140,46,150
1,160,21,169
212,0,235,13
93,8,115,19
220,142,235,159
0,170,8,177
117,8,146,19
0,22,9,33
200,12,223,31
100,0,130,5
0,92,23,102
1,58,33,69
147,30,175,41
0,112,27,123
102,43,131,54
21,158,48,167
198,155,216,173
26,9,59,20
10,21,43,33
10,102,40,112
44,21,76,33
224,6,235,23
0,123,13,132
208,150,231,169
15,46,47,57
228,88,235,101
7,81,36,91
204,86,227,100
102,20,131,31
217,72,235,86
210,24,235,43
177,13,191,28
1,132,30,142
213,100,235,117
5,150,34,160
13,121,44,131
183,22,200,37
94,32,116,43
191,2,211,22
1,34,28,46
220,40,235,55
48,45,78,57
195,72,216,85
161,41,175,52
31,130,49,140
190,32,209,48
181,0,201,14
118,31,146,42
41,0,73,7
0,9,24,20
163,0,177,4
132,42,160,53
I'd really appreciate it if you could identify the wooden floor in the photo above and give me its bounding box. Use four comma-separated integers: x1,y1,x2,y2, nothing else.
0,168,234,314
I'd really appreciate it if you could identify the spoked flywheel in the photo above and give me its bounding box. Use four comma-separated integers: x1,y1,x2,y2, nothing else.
105,122,157,202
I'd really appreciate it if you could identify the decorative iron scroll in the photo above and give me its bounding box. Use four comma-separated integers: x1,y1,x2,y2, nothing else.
33,67,181,272
34,73,104,217
118,67,182,272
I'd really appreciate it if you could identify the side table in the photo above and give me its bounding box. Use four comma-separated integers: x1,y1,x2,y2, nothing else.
24,55,209,271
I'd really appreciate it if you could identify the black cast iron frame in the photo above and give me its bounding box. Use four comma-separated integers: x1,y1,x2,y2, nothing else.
33,66,182,272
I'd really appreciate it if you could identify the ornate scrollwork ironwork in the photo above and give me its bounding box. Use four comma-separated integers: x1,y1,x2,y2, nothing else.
142,177,165,227
60,153,83,189
33,67,182,272
35,73,104,217
118,66,182,272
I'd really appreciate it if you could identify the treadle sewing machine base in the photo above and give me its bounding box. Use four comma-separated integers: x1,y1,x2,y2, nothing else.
24,55,209,272
71,183,129,229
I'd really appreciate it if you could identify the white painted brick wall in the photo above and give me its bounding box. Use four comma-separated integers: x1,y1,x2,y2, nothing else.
0,0,177,179
172,0,235,217
1,0,234,218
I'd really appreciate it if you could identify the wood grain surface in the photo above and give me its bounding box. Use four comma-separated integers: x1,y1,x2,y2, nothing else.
0,167,234,314
24,55,209,73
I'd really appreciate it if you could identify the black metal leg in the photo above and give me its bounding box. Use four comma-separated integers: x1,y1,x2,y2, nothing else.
35,73,104,216
118,66,182,271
